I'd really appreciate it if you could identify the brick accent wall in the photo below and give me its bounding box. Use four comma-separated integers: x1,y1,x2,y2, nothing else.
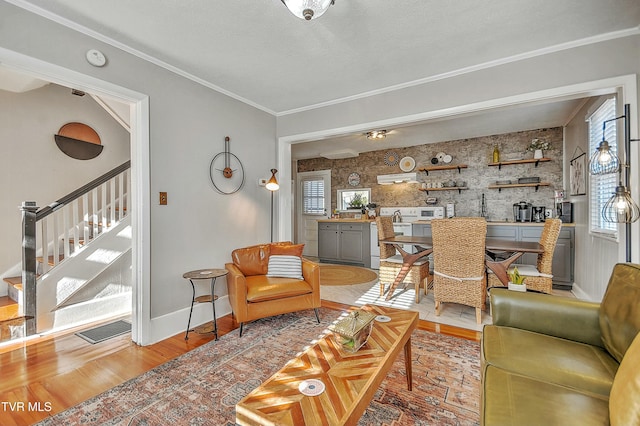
297,127,563,221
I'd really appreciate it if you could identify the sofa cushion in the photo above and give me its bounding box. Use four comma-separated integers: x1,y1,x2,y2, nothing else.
609,331,640,426
267,255,303,279
232,244,270,276
600,263,640,363
482,325,618,396
245,275,312,302
482,365,609,426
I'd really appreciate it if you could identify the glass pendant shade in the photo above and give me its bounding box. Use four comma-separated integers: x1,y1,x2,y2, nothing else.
589,140,620,175
602,185,640,223
266,169,280,191
281,0,333,20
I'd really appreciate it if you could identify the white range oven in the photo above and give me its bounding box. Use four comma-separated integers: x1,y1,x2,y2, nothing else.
370,206,444,269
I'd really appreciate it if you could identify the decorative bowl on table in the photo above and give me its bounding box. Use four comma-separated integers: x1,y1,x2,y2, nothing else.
329,310,376,353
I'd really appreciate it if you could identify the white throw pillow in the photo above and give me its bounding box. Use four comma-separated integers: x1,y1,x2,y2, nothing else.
267,255,303,279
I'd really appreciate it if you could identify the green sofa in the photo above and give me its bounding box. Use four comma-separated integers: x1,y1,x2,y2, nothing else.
481,262,640,425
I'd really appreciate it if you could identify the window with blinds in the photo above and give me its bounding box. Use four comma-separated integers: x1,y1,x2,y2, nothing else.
302,179,325,215
588,97,618,237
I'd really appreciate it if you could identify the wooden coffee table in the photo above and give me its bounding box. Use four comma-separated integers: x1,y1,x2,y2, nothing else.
235,304,419,426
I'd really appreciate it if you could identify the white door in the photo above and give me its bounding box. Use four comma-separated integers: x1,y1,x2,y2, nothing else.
297,170,331,257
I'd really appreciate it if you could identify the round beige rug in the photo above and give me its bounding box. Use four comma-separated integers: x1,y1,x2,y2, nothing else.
319,264,378,286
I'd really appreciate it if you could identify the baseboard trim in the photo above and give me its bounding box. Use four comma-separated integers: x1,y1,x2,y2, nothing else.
149,295,232,345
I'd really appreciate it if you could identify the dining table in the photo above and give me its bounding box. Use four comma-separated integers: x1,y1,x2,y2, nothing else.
378,235,544,300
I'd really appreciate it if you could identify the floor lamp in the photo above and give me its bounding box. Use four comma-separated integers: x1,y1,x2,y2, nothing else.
266,169,279,242
588,103,640,262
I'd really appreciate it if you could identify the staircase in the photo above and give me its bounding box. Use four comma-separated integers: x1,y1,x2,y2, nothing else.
1,161,132,343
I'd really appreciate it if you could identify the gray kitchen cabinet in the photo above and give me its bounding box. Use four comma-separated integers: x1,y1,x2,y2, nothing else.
412,222,574,289
318,221,371,267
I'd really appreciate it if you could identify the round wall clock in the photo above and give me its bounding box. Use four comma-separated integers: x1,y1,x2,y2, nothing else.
209,136,245,194
384,151,399,166
348,172,360,186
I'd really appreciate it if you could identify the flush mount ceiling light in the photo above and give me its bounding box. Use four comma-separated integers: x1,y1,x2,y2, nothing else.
366,130,387,140
281,0,335,20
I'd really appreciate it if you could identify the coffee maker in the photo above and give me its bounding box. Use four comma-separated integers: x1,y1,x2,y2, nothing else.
513,202,532,222
532,206,546,222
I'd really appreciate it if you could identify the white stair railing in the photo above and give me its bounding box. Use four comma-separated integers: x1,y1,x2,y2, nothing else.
20,161,130,333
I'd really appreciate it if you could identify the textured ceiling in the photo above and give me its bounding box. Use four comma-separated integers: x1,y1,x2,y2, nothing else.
16,0,640,114
11,0,640,158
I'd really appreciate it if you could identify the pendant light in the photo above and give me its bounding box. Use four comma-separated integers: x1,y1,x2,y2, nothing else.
281,0,335,20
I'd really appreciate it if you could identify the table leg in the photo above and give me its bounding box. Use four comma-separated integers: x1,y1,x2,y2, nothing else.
210,277,218,341
384,246,432,301
185,279,196,340
404,336,413,391
485,251,524,285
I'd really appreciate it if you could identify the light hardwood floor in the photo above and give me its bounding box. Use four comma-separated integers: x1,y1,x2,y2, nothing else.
0,300,480,425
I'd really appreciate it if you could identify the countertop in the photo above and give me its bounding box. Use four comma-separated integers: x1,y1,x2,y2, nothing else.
317,218,374,223
412,220,575,226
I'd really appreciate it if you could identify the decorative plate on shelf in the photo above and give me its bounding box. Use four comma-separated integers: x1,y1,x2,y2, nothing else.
399,156,415,172
348,172,360,186
436,152,446,162
443,154,453,164
383,151,399,166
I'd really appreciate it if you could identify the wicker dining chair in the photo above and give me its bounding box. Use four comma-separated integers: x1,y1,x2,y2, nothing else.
487,218,562,294
432,217,487,324
375,216,431,303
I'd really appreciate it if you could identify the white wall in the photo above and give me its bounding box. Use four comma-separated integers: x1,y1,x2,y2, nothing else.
0,2,277,341
564,97,621,301
0,83,130,290
277,33,640,301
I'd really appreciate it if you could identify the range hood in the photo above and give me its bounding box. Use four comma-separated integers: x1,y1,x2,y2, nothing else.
377,172,419,185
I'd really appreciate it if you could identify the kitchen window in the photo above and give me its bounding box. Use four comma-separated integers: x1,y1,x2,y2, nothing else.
301,178,325,215
588,97,618,238
337,189,370,211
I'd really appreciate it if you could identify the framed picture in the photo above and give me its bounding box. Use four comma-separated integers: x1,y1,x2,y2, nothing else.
570,153,586,196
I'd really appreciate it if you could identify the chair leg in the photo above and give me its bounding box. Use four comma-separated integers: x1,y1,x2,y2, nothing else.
435,301,441,316
379,282,385,296
238,322,244,337
476,308,482,324
415,281,420,304
314,308,320,323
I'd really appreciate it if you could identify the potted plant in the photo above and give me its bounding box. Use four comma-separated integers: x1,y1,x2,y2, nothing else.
527,138,550,159
507,266,527,292
348,193,365,209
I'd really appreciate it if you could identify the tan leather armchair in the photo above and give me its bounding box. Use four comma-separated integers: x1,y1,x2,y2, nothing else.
225,242,320,336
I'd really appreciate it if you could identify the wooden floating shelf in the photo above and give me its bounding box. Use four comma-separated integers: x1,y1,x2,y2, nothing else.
418,164,468,175
488,158,550,169
419,187,469,194
488,182,551,192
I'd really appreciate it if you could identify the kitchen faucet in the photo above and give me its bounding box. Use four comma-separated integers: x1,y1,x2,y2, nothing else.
392,209,402,223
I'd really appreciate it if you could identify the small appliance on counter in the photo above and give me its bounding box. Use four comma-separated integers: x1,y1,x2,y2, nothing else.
558,201,573,223
513,201,532,222
532,206,546,222
446,202,455,218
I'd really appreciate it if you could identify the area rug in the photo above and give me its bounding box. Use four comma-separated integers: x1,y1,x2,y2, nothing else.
37,308,480,426
319,264,379,286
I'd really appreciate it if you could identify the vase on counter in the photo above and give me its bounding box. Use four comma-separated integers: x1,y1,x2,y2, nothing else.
534,149,544,159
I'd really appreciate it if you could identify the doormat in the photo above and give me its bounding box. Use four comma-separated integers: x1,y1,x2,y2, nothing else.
75,320,131,344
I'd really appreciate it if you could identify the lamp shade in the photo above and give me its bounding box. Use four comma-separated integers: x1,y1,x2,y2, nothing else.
589,140,620,175
281,0,333,20
266,169,279,191
602,185,640,223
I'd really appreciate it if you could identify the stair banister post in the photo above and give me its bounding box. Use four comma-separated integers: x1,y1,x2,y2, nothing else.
21,201,38,335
